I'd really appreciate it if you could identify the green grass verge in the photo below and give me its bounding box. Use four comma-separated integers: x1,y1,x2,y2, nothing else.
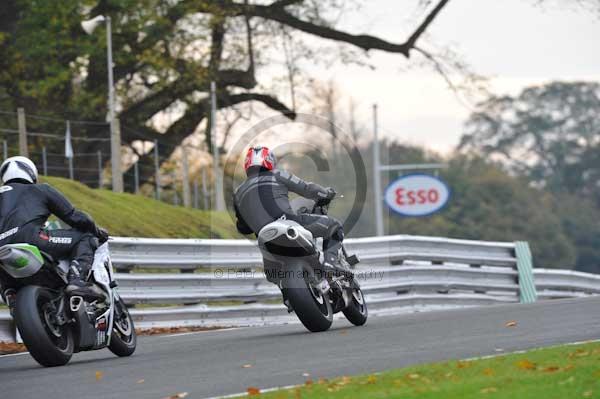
255,341,600,399
41,176,239,238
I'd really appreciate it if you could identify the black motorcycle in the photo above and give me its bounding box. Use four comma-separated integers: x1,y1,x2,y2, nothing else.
0,241,136,367
257,197,368,332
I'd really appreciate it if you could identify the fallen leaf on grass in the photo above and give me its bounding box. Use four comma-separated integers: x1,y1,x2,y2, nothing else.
457,361,472,369
95,371,103,381
505,321,517,328
366,375,377,384
247,387,260,396
305,379,313,386
480,387,498,394
516,360,536,370
583,391,593,398
483,368,495,376
408,373,420,380
339,376,352,386
569,350,590,358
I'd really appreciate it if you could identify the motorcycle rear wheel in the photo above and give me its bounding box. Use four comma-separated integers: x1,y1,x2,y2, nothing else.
15,286,74,367
284,261,333,332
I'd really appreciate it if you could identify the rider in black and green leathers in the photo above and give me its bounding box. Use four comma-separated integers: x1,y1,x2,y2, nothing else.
0,156,108,315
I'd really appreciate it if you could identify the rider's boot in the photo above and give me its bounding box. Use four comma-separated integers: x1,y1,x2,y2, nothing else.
2,288,17,317
278,283,293,313
322,250,353,279
65,261,105,301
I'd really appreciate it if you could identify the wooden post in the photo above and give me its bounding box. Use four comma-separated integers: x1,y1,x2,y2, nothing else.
17,108,28,157
97,150,103,188
42,147,48,175
110,118,123,192
134,161,140,194
182,147,191,207
202,168,209,210
193,179,199,209
154,139,161,200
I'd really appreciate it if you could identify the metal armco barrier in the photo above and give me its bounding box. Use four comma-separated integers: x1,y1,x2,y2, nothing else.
2,235,599,342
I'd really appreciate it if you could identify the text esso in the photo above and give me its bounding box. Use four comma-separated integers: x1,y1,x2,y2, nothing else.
384,174,450,217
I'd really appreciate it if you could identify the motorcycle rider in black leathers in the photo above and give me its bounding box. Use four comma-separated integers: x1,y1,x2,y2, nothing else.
233,146,346,278
0,156,108,315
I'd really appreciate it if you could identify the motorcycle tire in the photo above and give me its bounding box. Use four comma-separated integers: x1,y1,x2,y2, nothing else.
342,280,368,326
284,261,333,332
15,286,74,367
108,297,137,357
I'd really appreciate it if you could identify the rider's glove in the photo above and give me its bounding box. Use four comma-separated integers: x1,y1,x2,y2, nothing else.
96,227,109,244
316,187,336,206
325,187,337,201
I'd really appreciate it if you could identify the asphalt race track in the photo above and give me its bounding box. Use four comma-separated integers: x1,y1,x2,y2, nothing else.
1,296,599,399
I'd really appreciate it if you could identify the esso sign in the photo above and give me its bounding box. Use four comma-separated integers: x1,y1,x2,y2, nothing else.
384,174,450,217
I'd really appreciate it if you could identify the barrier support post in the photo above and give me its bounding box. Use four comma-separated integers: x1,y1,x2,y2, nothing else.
514,241,537,303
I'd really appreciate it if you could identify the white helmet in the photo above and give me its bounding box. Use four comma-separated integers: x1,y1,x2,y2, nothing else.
0,156,38,184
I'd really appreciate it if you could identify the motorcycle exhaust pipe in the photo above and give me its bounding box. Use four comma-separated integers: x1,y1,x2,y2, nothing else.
285,227,298,240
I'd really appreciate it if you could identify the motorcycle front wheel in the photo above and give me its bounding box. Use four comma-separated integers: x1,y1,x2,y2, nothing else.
108,296,137,357
15,286,74,367
284,261,333,332
342,280,368,326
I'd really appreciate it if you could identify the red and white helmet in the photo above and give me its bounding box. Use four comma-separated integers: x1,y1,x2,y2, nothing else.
244,146,276,174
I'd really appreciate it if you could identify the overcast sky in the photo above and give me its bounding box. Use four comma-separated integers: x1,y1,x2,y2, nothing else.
317,0,600,154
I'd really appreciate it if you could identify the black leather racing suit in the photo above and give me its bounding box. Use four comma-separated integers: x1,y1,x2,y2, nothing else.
233,168,343,267
0,181,102,291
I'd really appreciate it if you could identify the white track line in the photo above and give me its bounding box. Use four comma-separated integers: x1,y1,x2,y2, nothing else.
462,338,600,362
203,384,300,399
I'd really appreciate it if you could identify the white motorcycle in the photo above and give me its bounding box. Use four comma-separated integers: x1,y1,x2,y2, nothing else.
0,240,136,367
257,197,368,332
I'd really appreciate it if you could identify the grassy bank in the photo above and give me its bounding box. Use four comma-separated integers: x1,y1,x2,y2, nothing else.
42,177,239,238
254,341,600,398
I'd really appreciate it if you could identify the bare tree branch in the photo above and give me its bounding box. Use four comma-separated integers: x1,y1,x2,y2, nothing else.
405,0,451,49
269,0,304,8
243,0,452,57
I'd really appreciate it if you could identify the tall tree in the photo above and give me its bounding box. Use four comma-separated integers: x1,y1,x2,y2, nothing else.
0,0,451,187
459,81,600,201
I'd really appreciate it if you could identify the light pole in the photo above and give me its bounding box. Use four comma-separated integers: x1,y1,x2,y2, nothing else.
210,81,226,211
372,104,384,236
81,15,123,192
